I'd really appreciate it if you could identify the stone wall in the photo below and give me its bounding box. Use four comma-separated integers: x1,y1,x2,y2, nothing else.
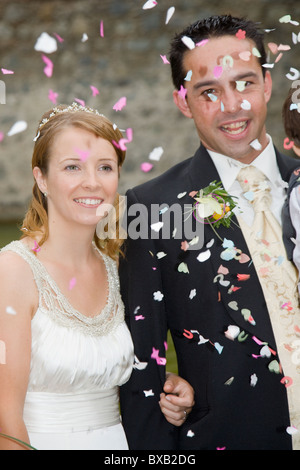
0,0,299,220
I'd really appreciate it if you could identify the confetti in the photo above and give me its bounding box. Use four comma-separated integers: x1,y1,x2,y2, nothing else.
250,373,258,387
133,355,148,370
32,241,41,253
149,146,164,161
90,85,99,97
178,85,187,100
151,222,163,233
286,426,299,435
35,32,57,54
81,33,88,42
213,66,223,79
250,139,262,151
236,80,247,92
143,389,155,397
241,99,251,110
53,33,64,43
48,89,58,104
100,20,104,37
153,290,164,301
224,376,234,385
279,15,291,23
143,0,157,9
0,340,5,364
141,162,153,173
284,137,294,150
189,289,196,299
41,54,54,78
184,70,193,81
181,36,195,50
1,68,14,75
196,39,209,47
236,29,246,40
225,325,240,340
69,277,76,290
286,67,300,80
268,359,280,374
151,347,167,365
0,132,4,142
160,55,170,64
113,96,127,111
239,51,251,61
6,306,17,315
7,120,28,136
178,262,189,273
281,376,293,388
113,128,133,151
222,55,234,69
197,249,211,262
165,7,175,25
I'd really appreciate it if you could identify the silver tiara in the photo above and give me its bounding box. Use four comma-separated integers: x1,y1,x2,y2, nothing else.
33,102,106,141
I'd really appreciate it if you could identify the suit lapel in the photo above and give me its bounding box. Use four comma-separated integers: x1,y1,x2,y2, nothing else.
182,145,283,347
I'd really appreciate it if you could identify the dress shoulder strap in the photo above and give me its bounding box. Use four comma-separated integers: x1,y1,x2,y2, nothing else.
1,240,45,292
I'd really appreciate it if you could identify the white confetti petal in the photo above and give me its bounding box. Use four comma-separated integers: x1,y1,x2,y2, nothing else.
7,121,28,136
6,306,17,315
34,32,57,54
150,221,164,232
143,0,157,10
197,249,211,262
165,6,175,24
181,36,195,50
149,146,164,161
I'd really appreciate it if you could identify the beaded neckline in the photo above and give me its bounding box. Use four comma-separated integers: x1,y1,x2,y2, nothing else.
1,241,124,336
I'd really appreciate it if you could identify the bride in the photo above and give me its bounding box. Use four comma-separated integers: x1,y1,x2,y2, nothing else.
0,103,193,450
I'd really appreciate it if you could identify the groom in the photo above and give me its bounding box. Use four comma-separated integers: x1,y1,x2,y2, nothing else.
119,15,300,449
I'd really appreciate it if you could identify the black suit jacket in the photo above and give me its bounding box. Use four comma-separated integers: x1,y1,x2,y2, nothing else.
119,145,298,450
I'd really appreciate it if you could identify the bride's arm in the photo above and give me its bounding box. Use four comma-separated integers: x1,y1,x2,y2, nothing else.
0,252,35,450
159,372,195,426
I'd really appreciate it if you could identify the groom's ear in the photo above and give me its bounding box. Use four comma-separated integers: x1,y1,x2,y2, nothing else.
173,89,193,119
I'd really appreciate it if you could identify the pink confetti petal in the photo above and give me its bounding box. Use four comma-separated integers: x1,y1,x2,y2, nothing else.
42,54,54,78
100,20,104,37
54,33,64,43
160,55,170,64
213,66,223,78
178,85,187,100
1,68,14,75
141,162,153,172
74,98,85,107
74,147,90,161
196,39,209,47
48,89,58,104
32,241,41,253
90,85,99,96
113,96,127,111
284,137,294,149
0,132,4,142
69,277,77,290
112,128,133,151
236,29,246,40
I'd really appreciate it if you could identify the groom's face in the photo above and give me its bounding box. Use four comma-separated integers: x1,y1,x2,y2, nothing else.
173,35,272,164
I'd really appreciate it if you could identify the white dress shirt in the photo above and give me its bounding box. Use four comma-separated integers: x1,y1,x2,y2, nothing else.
207,136,288,226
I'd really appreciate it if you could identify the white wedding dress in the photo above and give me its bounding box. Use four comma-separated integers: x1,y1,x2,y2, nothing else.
1,241,134,450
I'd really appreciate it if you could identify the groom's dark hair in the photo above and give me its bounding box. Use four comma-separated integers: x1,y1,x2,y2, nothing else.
169,14,267,90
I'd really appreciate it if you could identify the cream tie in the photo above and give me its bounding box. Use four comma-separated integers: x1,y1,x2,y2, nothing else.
237,165,300,448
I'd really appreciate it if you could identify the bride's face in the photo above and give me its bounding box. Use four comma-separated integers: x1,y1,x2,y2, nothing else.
33,126,119,229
